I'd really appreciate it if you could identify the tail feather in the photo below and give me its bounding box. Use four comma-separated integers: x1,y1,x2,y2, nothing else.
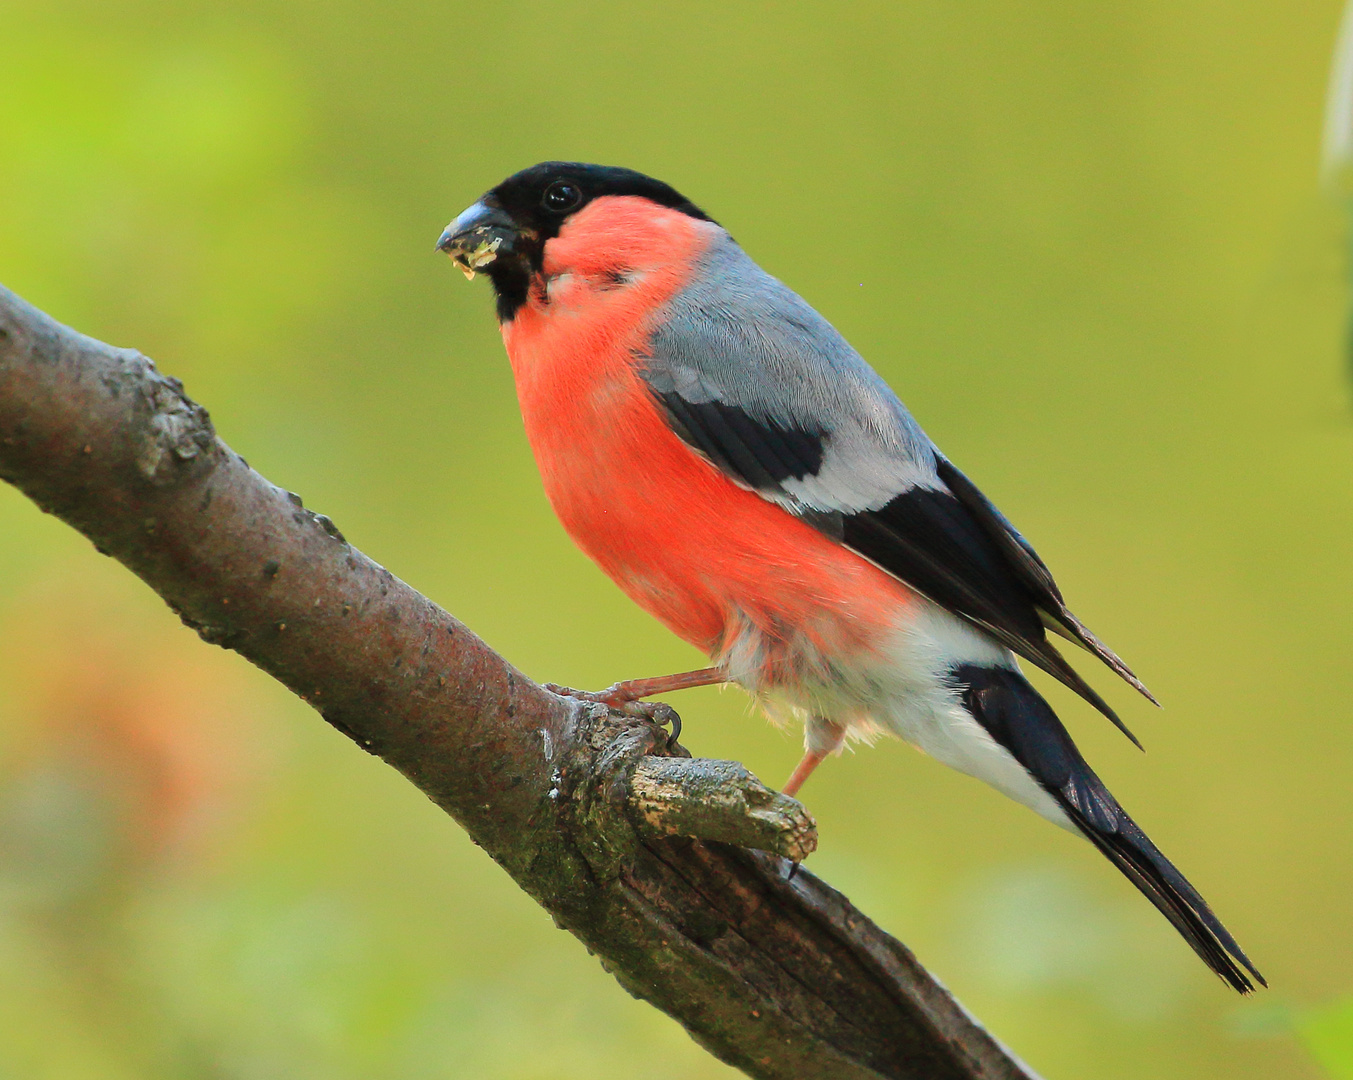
1035,639,1145,751
953,664,1263,993
1054,786,1265,993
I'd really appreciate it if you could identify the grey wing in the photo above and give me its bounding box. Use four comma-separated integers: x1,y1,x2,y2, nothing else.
641,233,1155,740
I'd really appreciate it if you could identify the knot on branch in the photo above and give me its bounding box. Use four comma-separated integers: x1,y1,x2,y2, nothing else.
134,370,215,484
555,701,816,884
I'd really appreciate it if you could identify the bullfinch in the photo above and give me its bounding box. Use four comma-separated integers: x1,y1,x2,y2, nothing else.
437,162,1262,993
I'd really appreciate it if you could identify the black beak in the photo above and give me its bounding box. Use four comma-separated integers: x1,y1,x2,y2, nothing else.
436,199,521,279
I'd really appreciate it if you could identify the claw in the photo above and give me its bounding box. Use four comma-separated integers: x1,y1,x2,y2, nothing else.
636,701,682,748
660,705,682,747
616,699,682,749
545,683,682,748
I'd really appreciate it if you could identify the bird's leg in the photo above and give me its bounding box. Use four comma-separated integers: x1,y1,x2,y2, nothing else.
544,667,727,747
782,751,827,798
781,721,843,880
545,666,726,706
783,719,845,798
602,667,728,705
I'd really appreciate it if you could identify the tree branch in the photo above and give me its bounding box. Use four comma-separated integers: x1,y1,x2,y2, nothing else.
629,755,816,862
0,283,1041,1080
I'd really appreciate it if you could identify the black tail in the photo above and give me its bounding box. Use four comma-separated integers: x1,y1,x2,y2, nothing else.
953,664,1265,993
1053,783,1264,993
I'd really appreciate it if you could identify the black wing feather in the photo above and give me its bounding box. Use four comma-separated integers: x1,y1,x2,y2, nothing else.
843,491,1144,747
647,387,1152,744
937,458,1158,706
655,392,824,486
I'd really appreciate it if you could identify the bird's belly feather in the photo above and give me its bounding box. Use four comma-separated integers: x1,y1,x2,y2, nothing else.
509,316,907,674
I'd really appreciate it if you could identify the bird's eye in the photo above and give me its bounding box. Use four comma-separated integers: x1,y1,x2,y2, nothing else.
542,181,583,213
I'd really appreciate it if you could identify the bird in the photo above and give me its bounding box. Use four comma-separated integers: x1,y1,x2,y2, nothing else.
436,161,1263,993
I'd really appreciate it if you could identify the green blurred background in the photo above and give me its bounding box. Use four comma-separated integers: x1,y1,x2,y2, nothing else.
1,1,1350,1077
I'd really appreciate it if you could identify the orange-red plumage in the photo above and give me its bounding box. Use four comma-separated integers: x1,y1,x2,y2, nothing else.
503,196,914,683
436,163,1264,992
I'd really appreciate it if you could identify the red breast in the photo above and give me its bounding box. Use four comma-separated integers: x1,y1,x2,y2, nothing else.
502,197,914,682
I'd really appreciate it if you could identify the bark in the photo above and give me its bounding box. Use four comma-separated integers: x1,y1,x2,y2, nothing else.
0,283,1041,1080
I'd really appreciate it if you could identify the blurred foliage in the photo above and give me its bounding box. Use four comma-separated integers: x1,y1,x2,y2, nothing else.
1323,0,1353,395
1300,997,1353,1079
0,0,1350,1077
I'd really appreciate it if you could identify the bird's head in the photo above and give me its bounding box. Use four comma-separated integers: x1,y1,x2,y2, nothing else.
437,162,713,320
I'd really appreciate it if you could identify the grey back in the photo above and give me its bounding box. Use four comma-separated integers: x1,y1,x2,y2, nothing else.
640,231,944,515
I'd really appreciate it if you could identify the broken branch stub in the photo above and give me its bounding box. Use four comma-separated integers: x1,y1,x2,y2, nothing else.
630,755,817,862
552,702,815,871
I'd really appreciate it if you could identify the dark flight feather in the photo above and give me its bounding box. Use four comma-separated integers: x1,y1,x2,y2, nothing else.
936,458,1158,706
952,664,1263,992
647,387,1149,746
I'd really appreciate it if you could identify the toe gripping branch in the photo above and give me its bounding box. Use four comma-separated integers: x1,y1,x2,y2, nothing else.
545,682,685,747
552,697,817,868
